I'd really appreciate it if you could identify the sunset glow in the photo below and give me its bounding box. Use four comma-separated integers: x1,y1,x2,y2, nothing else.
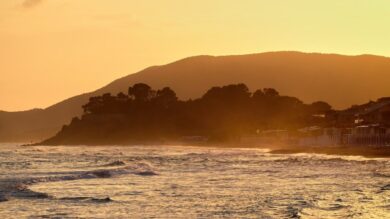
1,2,390,218
1,0,390,111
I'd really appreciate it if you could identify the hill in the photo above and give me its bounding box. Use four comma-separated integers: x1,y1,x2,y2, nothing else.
2,51,390,142
37,83,330,145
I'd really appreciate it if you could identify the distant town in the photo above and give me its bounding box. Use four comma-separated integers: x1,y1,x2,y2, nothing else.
243,97,390,147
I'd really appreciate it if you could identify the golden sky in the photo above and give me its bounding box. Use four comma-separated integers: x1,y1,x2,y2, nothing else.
1,0,389,111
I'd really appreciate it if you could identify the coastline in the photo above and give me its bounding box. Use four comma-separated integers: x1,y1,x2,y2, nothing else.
209,144,390,158
21,141,390,159
266,145,390,158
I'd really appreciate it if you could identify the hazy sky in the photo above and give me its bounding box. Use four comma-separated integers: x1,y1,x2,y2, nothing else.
1,0,389,111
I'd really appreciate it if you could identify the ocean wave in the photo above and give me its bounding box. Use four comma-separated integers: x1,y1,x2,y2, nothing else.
60,196,113,203
380,184,390,191
286,205,301,218
11,188,50,199
298,153,388,162
270,155,387,165
0,161,157,201
0,195,8,202
103,160,126,166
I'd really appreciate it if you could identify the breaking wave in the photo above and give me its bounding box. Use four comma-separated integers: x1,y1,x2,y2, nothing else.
0,161,157,202
60,196,113,203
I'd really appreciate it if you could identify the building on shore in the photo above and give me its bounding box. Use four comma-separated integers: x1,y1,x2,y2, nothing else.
243,125,390,147
242,98,390,147
296,125,390,147
296,127,342,146
355,100,390,126
345,124,390,146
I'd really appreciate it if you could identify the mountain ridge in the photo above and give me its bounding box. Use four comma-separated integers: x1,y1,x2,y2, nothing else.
4,51,390,113
2,51,390,142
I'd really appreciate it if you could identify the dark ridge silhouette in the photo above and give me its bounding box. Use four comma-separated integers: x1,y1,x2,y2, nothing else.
2,51,390,142
38,83,332,145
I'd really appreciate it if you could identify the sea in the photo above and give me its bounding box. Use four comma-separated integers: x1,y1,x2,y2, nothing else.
0,144,389,218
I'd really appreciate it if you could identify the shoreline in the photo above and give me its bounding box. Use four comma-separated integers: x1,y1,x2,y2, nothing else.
267,145,390,158
20,142,390,159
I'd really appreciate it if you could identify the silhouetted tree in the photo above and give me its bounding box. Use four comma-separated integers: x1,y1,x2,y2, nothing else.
55,83,332,144
128,83,155,101
252,89,265,99
154,87,178,108
263,88,279,97
310,101,332,114
82,96,103,114
117,92,128,99
203,83,251,103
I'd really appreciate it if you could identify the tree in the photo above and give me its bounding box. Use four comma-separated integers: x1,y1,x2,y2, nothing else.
51,82,338,145
128,83,155,101
310,101,332,114
102,93,114,101
252,89,265,99
155,87,178,108
263,88,279,97
82,96,103,114
202,83,251,103
117,92,128,99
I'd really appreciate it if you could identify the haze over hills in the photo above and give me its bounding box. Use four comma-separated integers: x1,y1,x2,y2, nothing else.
1,51,390,142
